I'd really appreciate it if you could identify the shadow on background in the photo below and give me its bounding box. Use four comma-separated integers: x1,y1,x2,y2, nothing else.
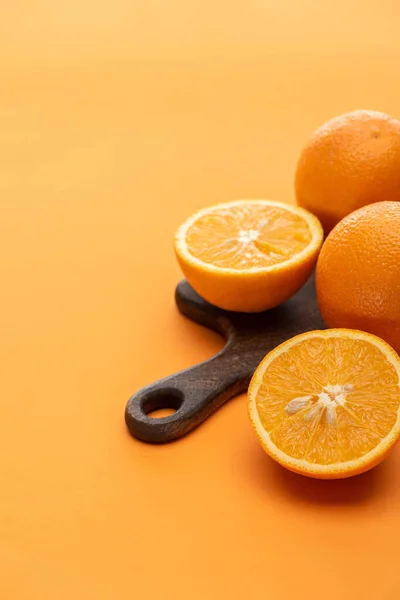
246,435,397,506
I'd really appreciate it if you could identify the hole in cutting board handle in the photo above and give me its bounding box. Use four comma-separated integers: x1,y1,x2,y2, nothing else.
147,408,176,419
141,388,183,419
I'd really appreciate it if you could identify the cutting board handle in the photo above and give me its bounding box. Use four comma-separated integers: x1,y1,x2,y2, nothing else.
125,341,250,443
125,275,324,444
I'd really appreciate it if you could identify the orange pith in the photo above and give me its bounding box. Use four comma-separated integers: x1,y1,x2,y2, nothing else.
248,329,400,479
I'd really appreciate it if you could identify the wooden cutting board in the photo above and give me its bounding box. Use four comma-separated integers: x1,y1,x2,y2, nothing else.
125,274,325,443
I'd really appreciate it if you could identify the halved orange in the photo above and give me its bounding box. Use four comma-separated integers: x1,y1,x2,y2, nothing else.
174,200,323,312
248,329,400,478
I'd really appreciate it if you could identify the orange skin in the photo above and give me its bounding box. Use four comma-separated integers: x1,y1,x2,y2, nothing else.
316,201,400,353
295,110,400,233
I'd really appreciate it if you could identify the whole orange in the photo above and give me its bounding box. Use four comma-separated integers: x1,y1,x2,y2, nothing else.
316,201,400,353
295,110,400,233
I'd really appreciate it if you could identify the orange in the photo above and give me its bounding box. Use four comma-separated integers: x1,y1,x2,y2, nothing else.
248,329,400,479
316,201,400,353
295,110,400,233
174,200,323,312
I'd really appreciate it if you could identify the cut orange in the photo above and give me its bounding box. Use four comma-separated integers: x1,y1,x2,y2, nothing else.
174,200,323,312
248,329,400,479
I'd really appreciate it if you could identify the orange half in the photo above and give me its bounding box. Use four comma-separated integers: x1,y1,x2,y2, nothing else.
248,329,400,478
174,200,323,312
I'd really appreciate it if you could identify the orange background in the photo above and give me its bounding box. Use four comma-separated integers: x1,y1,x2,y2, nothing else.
1,1,400,599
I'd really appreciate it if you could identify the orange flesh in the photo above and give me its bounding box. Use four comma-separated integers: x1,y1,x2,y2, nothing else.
256,336,400,465
185,203,312,270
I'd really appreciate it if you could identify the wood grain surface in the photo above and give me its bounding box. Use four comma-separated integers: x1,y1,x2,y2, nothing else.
126,274,325,442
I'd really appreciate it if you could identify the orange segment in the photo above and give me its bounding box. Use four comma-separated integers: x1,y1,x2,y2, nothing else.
248,329,400,478
174,200,323,312
185,202,312,270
